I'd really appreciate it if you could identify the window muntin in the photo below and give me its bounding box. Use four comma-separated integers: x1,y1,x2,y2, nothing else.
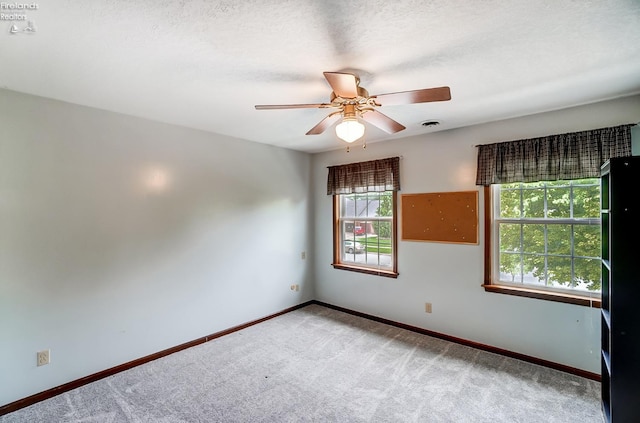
334,191,397,276
492,178,601,294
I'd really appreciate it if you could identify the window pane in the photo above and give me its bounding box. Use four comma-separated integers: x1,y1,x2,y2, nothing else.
369,221,393,267
523,254,545,285
547,225,571,255
376,192,393,218
573,258,601,292
344,220,357,236
499,252,522,283
377,233,392,255
353,221,367,236
522,224,545,254
377,221,391,239
341,195,355,218
499,224,521,252
360,193,372,218
547,187,570,218
499,188,521,218
353,195,369,218
342,221,357,262
522,188,545,217
371,220,380,257
573,185,600,218
574,225,600,258
547,256,572,287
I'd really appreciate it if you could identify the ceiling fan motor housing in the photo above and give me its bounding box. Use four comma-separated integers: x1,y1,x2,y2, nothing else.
330,86,370,106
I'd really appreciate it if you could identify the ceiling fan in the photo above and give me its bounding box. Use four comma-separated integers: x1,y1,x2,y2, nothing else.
255,71,451,143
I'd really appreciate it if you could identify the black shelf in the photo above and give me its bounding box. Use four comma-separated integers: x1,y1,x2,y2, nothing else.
600,157,640,422
602,350,611,375
601,309,611,329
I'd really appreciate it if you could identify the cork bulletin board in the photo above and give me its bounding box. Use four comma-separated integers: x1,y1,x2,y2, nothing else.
401,191,479,244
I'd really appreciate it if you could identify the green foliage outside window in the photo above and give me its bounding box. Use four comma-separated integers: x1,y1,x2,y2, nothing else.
497,179,601,292
375,192,393,238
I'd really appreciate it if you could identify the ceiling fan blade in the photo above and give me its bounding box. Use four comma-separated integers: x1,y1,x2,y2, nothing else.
306,113,341,135
360,110,406,134
255,103,332,110
372,86,451,106
323,72,359,98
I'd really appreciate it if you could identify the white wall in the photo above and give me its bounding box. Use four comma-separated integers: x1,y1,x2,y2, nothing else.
312,95,640,374
0,89,314,406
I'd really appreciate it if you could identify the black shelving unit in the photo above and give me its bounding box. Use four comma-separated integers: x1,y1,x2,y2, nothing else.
600,157,640,422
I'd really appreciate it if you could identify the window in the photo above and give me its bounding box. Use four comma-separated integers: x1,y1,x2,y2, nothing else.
327,156,400,278
485,179,601,306
476,124,632,306
333,191,398,277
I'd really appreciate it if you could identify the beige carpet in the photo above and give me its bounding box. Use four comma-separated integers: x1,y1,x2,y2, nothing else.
1,304,602,422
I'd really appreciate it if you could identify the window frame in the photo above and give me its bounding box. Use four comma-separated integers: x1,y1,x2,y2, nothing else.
482,185,602,308
332,191,398,278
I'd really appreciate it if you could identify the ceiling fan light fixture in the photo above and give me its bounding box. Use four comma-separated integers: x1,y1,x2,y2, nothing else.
335,117,365,143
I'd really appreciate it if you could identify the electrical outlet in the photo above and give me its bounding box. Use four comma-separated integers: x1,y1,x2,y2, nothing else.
301,251,306,260
37,349,50,366
425,303,432,313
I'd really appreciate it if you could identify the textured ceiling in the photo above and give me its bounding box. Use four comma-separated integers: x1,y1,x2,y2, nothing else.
1,0,640,152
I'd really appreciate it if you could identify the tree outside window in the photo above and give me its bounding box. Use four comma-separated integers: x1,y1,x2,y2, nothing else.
494,178,601,294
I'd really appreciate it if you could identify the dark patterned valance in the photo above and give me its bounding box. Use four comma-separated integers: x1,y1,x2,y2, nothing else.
327,157,400,195
475,124,633,186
